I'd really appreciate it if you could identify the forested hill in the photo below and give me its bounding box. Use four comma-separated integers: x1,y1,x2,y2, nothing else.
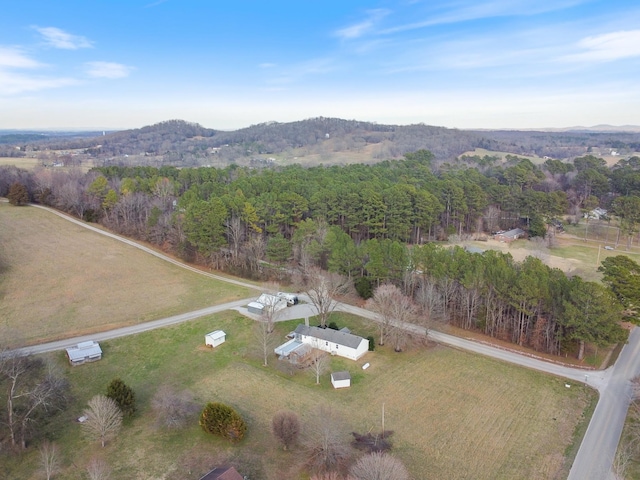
5,117,640,166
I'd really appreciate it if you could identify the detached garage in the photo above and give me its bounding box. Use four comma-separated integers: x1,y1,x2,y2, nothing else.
331,371,351,389
205,330,226,348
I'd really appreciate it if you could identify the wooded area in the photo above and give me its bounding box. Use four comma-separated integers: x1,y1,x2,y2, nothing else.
2,142,640,358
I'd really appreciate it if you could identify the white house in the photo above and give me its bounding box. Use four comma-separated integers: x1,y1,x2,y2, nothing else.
331,371,351,389
275,324,369,361
66,341,102,366
205,330,226,348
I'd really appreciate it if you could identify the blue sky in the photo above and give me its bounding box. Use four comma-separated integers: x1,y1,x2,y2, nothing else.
1,0,639,130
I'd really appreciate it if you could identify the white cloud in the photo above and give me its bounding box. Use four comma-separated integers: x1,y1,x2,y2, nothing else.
0,71,78,95
34,26,93,50
335,9,390,39
564,30,640,62
382,0,588,34
0,46,42,69
85,61,132,79
267,57,336,85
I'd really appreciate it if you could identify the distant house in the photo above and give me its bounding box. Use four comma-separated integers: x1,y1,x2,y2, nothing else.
494,228,525,243
585,207,607,220
205,330,226,348
247,293,288,315
275,324,369,361
331,371,351,389
199,466,243,480
66,341,102,366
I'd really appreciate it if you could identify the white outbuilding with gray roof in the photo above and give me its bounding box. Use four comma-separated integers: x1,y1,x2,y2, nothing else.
66,341,102,366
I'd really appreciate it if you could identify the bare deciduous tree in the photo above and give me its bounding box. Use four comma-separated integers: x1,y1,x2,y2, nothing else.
255,318,276,367
349,452,409,480
86,456,112,480
304,406,350,474
39,440,61,480
310,473,343,480
82,395,123,447
366,284,418,350
414,277,444,331
0,352,69,450
151,385,198,430
309,350,331,385
271,410,301,451
304,268,352,328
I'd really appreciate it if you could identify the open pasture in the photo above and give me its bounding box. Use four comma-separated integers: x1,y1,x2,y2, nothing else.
3,313,594,479
0,203,254,347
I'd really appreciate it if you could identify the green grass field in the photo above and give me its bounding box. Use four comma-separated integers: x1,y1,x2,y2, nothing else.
3,313,595,480
0,203,255,347
0,201,597,479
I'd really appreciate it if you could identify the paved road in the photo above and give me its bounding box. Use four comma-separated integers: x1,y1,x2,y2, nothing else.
12,298,256,357
567,327,640,480
17,203,640,479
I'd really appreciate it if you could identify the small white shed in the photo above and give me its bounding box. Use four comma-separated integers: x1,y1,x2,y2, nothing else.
205,330,226,348
331,371,351,389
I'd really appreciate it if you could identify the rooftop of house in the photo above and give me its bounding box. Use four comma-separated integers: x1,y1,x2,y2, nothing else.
294,324,365,349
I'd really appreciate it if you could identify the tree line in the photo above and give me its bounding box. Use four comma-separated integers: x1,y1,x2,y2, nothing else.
2,148,639,357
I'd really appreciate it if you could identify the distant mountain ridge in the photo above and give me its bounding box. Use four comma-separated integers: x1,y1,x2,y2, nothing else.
3,117,639,166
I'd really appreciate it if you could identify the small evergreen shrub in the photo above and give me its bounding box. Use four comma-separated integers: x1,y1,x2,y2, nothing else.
106,378,136,418
199,402,247,442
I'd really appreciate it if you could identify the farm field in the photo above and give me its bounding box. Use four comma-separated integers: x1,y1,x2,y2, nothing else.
2,313,596,480
0,202,255,348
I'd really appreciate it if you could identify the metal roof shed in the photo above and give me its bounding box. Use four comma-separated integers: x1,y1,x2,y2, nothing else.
66,341,102,366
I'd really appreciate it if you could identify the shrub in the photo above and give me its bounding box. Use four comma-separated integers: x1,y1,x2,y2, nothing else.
328,322,339,330
106,378,136,418
199,402,247,442
355,277,373,299
367,336,375,351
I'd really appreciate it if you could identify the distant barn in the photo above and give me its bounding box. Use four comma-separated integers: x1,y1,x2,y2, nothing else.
494,228,525,243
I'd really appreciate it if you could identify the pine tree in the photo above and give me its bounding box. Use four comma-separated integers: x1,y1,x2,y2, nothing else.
106,378,136,418
8,182,29,206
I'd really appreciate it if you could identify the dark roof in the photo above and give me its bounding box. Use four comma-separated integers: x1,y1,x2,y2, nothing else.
294,324,365,349
199,466,243,480
331,371,351,381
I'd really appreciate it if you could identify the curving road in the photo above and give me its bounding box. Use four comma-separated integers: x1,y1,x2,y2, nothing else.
12,203,640,479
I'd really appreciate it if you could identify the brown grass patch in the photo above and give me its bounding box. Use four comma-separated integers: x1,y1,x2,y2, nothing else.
0,203,253,347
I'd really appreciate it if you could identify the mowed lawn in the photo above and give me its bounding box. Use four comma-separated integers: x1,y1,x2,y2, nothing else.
3,313,595,480
0,203,255,347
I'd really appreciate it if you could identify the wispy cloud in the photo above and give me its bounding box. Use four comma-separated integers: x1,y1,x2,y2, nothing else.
382,0,588,34
259,63,276,69
335,9,390,39
145,0,169,7
0,71,78,95
85,61,132,79
0,46,42,69
33,26,93,49
267,57,336,85
563,30,640,62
